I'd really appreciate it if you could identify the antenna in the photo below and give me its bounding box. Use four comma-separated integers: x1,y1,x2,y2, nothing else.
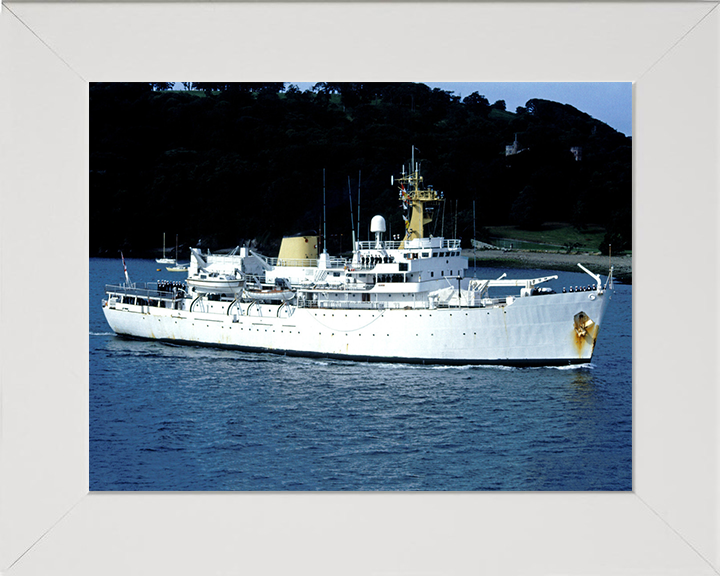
357,170,361,242
441,199,446,237
454,199,458,239
323,169,327,255
348,176,356,251
473,200,477,269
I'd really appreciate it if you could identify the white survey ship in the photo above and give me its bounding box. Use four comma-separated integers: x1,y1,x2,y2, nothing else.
103,155,613,366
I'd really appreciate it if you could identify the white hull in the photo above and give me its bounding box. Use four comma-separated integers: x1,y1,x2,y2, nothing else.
103,289,611,365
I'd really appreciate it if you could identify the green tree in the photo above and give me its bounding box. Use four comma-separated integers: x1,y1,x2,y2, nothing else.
463,92,489,107
510,185,542,229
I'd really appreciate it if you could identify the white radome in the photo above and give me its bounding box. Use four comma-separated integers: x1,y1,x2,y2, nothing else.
370,215,386,233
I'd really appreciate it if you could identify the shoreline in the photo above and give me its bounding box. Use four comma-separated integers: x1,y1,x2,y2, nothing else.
463,249,632,283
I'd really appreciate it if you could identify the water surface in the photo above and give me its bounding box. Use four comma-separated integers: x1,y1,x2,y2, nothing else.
90,257,631,491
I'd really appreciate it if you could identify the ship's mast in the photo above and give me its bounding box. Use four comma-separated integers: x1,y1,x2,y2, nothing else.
395,147,445,243
348,176,356,251
322,168,327,255
357,170,361,242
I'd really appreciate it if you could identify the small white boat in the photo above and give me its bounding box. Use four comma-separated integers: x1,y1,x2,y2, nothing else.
243,277,295,302
243,287,295,302
156,232,177,265
166,264,189,273
186,271,243,295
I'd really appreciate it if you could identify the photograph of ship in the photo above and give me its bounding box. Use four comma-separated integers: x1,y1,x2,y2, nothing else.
90,82,631,491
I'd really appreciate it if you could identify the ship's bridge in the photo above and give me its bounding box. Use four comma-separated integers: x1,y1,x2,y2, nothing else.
354,238,462,266
351,236,467,281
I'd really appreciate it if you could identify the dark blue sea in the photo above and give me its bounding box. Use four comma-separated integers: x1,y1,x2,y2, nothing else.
90,257,632,491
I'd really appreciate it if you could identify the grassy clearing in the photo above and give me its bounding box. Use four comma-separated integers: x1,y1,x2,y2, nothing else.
485,223,605,253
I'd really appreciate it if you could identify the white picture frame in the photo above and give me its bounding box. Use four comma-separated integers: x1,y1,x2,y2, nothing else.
1,2,718,574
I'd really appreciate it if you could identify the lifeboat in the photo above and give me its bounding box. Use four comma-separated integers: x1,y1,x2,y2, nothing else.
186,271,243,295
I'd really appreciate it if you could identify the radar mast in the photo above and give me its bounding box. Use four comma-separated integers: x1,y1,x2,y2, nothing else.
395,146,445,245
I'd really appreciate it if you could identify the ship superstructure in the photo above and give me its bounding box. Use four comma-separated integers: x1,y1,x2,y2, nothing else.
103,153,613,365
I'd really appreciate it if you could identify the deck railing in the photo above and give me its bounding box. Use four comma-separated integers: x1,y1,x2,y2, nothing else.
105,282,182,300
262,257,349,268
355,239,461,251
297,299,434,311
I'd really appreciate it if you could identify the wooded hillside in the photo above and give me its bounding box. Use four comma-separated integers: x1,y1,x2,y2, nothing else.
90,82,631,258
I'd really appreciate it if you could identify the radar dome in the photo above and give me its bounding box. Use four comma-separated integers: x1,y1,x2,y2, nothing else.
370,215,386,234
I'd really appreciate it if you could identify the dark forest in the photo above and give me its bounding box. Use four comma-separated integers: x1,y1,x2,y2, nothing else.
90,82,631,258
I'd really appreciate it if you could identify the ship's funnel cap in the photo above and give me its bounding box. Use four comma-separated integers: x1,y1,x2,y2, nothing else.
370,215,386,234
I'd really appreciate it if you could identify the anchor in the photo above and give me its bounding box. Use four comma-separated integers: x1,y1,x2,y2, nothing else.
574,311,595,338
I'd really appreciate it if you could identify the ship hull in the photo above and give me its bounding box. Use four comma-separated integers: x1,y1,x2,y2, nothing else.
102,290,612,366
